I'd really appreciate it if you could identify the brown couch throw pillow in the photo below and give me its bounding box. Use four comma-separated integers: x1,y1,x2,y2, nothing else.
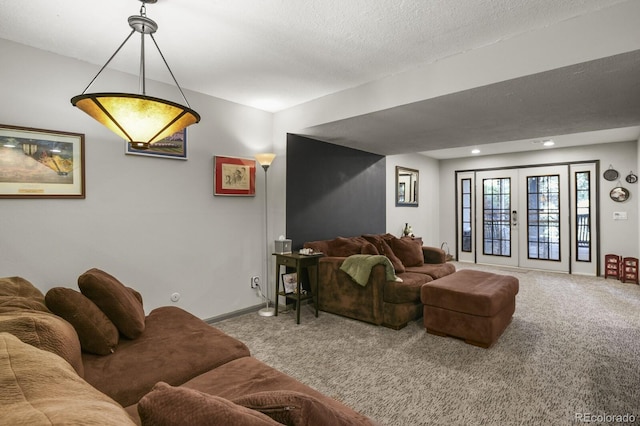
360,242,379,255
233,390,364,426
390,237,424,267
45,287,119,355
78,268,145,339
138,382,280,426
380,239,405,273
328,237,364,257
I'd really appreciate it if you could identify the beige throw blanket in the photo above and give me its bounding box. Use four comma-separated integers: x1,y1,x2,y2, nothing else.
340,255,403,287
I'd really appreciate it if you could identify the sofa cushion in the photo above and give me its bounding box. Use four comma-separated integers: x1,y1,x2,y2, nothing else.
0,276,49,313
0,310,84,377
328,237,365,257
390,237,424,267
78,268,145,339
82,306,251,407
45,287,119,355
361,234,385,253
384,272,432,304
360,242,379,255
181,357,375,425
0,333,135,425
405,262,456,279
137,382,279,426
234,390,364,426
380,239,405,273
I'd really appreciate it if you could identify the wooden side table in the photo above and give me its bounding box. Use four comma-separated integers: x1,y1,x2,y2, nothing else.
273,252,322,324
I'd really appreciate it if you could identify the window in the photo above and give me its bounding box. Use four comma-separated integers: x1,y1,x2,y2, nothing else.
527,175,560,261
575,171,591,262
461,178,472,252
483,178,511,256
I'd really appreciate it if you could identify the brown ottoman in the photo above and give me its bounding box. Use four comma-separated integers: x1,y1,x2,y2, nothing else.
420,270,519,348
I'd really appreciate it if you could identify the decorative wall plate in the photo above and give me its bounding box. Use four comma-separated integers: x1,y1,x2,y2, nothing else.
626,172,637,184
603,167,619,181
610,186,629,202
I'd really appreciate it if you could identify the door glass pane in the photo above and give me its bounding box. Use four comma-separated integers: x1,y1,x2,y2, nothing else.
575,171,591,262
527,175,560,261
482,178,510,257
461,178,472,252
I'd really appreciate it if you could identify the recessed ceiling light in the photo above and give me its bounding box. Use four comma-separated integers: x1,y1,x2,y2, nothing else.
471,149,480,154
543,139,555,147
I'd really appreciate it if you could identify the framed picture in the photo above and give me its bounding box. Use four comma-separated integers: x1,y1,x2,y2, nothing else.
281,272,298,294
214,156,256,196
0,124,85,198
610,186,630,202
125,129,187,160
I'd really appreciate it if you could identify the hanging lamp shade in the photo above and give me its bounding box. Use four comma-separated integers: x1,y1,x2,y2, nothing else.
71,0,199,150
71,93,199,149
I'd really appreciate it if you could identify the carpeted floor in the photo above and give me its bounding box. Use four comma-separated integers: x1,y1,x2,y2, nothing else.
215,263,640,425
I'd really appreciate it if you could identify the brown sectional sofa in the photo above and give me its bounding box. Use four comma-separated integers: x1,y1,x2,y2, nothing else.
304,234,456,329
0,271,376,425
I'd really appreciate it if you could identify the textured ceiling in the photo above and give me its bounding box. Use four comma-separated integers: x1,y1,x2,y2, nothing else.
0,0,638,158
0,0,629,111
299,49,640,156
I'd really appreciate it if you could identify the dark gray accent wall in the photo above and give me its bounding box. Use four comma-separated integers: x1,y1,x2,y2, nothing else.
286,134,386,249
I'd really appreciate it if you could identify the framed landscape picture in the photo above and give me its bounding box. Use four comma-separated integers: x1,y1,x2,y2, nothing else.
213,155,256,196
0,124,85,198
125,129,187,160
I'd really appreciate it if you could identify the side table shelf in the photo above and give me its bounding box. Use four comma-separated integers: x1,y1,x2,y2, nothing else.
272,252,323,324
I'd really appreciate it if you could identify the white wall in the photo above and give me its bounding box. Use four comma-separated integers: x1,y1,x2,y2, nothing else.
0,39,274,319
437,141,639,273
385,154,440,246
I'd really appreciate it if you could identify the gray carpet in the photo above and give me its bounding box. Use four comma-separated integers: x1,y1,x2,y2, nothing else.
215,263,640,425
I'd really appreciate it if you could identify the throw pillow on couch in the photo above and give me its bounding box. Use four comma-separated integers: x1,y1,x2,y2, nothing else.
78,268,146,339
45,287,119,355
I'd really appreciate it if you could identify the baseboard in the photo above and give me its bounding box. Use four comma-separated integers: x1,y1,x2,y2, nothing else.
204,304,288,324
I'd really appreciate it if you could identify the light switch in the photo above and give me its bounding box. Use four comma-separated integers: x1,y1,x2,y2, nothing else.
613,212,627,220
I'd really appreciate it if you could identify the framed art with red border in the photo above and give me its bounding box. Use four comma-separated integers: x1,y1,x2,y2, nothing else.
214,155,256,196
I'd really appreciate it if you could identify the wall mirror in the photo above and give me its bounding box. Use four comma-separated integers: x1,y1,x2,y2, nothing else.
396,166,419,207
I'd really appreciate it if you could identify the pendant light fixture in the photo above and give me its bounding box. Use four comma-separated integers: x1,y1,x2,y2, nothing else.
71,0,200,150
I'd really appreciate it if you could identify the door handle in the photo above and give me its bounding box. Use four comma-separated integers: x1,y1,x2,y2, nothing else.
511,210,518,227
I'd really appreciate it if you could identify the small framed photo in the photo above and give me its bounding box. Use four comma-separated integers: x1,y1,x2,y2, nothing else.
0,124,85,198
281,272,298,294
125,129,187,160
214,155,256,196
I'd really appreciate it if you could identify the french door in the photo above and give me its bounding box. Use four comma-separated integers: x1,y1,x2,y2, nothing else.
457,163,597,274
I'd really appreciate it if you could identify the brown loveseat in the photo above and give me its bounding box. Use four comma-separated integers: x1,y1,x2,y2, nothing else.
0,271,376,425
304,234,455,329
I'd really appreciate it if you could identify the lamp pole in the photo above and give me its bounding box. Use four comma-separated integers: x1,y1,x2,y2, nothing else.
255,153,276,317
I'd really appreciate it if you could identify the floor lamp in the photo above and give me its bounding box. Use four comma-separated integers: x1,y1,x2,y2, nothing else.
255,153,276,317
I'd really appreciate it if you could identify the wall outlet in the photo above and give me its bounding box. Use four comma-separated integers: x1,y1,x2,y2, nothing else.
250,276,260,289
